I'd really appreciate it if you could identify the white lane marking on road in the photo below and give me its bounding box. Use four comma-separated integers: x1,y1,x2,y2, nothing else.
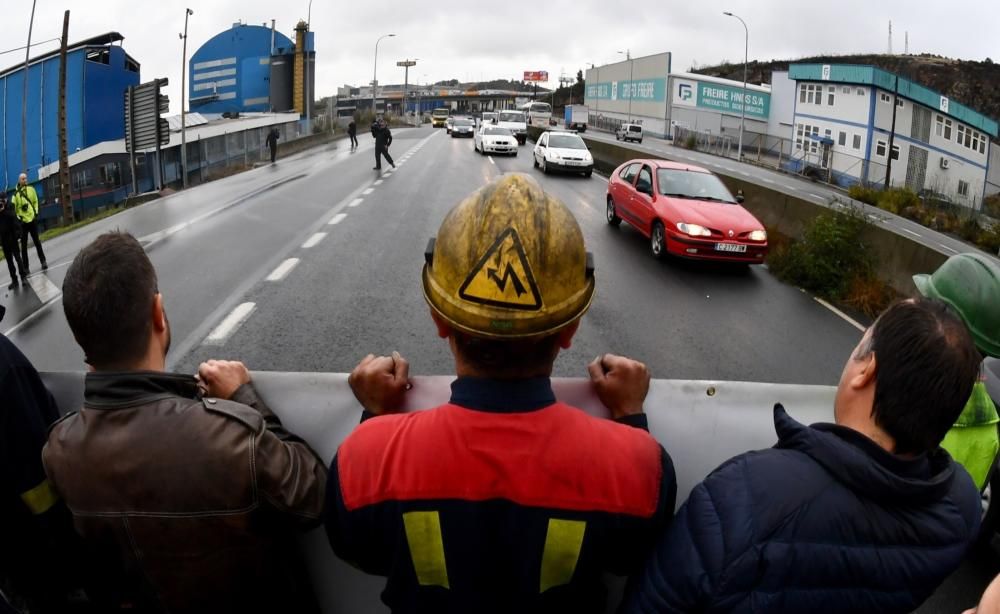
374,179,383,186
347,198,363,208
808,193,823,200
302,232,327,249
488,156,496,165
762,178,775,184
384,172,393,177
204,302,256,345
362,188,374,195
814,297,865,332
901,228,922,238
939,244,959,254
26,274,61,304
328,213,348,225
266,258,300,282
786,186,799,192
739,171,751,177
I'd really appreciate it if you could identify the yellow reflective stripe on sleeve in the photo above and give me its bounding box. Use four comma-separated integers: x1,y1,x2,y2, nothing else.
539,518,586,593
402,511,450,589
20,478,58,515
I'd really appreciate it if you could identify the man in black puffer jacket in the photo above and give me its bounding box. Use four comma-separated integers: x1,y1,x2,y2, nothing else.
623,298,982,614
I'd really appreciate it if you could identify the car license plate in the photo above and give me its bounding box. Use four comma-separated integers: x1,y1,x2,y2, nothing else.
715,243,747,253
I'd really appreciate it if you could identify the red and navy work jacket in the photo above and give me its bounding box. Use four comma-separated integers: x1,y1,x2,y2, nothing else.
325,377,676,613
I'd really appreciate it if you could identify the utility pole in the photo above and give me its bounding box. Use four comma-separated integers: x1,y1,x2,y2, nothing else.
884,75,899,189
21,0,38,174
724,12,749,161
372,33,395,116
179,8,193,189
57,10,72,224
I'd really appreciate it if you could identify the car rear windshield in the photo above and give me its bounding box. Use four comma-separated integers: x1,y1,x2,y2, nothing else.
629,126,642,132
484,127,513,136
499,112,524,123
455,119,473,126
548,135,587,149
657,169,736,203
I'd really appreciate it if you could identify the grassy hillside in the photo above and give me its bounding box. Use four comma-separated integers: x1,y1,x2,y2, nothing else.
693,54,1000,126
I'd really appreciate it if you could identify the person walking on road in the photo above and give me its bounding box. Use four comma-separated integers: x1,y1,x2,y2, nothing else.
266,128,279,164
0,192,25,290
12,173,46,273
372,117,395,171
325,175,676,612
348,120,358,151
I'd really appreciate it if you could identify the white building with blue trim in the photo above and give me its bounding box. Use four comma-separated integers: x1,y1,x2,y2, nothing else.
785,63,998,208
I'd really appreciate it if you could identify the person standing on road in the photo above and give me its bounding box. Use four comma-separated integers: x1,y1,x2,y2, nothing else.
325,175,676,612
623,298,982,614
266,127,279,164
0,192,26,290
12,174,46,273
913,252,1000,491
348,120,358,151
372,117,395,170
43,231,327,614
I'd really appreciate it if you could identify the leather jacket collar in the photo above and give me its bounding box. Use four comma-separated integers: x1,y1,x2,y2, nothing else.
84,371,199,409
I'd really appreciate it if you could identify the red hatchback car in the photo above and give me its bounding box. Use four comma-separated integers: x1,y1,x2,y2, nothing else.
606,159,768,263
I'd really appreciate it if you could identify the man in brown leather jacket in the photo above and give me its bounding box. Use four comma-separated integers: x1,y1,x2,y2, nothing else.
42,231,327,613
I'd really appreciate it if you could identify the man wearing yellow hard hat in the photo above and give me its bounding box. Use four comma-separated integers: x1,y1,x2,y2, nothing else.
324,174,677,612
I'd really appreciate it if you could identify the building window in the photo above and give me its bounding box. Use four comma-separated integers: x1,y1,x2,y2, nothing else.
125,58,139,73
827,86,835,106
890,144,900,160
795,123,821,153
856,87,865,96
880,92,891,104
86,48,110,65
838,131,847,146
800,84,824,105
853,134,862,150
958,180,970,197
842,86,851,94
876,140,887,157
896,98,904,108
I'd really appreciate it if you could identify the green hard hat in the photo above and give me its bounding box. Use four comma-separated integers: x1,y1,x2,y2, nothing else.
913,252,1000,358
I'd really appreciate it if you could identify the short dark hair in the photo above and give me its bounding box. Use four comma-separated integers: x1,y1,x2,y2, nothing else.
63,231,158,369
453,332,562,378
862,298,981,454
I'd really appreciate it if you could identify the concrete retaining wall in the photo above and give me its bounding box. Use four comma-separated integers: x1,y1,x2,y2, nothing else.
532,126,946,296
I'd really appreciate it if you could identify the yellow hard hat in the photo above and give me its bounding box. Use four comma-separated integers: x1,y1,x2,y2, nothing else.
422,174,595,339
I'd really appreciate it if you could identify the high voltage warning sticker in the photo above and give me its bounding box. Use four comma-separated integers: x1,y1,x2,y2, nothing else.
458,228,543,311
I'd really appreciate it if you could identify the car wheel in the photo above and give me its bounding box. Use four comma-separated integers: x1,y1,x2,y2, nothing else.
606,196,622,227
650,221,666,259
615,133,621,141
584,170,592,178
533,155,539,168
639,138,643,144
541,158,549,174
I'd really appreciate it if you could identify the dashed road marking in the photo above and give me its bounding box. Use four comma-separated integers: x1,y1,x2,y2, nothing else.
204,302,256,345
362,188,374,195
266,258,300,282
901,228,922,238
939,244,959,254
328,213,348,225
762,178,775,184
808,193,823,200
347,198,363,208
814,297,866,332
374,179,383,186
488,156,496,165
26,274,61,304
302,232,327,248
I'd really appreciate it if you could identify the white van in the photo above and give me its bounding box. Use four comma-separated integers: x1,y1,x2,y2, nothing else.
615,123,644,144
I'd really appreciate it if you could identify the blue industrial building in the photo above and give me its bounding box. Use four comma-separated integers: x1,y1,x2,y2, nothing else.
190,21,314,116
0,32,139,192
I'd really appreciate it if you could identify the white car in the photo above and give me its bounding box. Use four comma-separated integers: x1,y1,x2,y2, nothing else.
533,131,594,177
615,123,643,143
497,110,528,144
481,111,498,126
474,126,518,156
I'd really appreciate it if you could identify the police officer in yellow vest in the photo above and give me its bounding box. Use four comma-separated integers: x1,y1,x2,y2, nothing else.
914,252,1000,491
12,173,47,273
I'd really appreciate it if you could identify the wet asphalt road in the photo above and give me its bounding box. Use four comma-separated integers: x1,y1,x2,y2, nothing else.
0,126,987,611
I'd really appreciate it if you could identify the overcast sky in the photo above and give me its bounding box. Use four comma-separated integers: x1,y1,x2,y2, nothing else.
5,0,999,113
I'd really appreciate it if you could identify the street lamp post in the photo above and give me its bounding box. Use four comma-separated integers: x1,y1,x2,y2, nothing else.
372,33,395,116
618,50,632,123
724,11,749,161
305,1,313,130
179,8,193,189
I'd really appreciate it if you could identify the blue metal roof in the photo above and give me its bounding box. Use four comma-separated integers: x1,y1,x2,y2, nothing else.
789,63,998,138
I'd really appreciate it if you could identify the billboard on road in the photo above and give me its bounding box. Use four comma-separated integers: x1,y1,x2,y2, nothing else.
523,71,549,82
671,77,770,120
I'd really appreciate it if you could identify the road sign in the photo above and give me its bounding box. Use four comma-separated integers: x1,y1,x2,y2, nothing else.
125,78,170,153
396,60,417,67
